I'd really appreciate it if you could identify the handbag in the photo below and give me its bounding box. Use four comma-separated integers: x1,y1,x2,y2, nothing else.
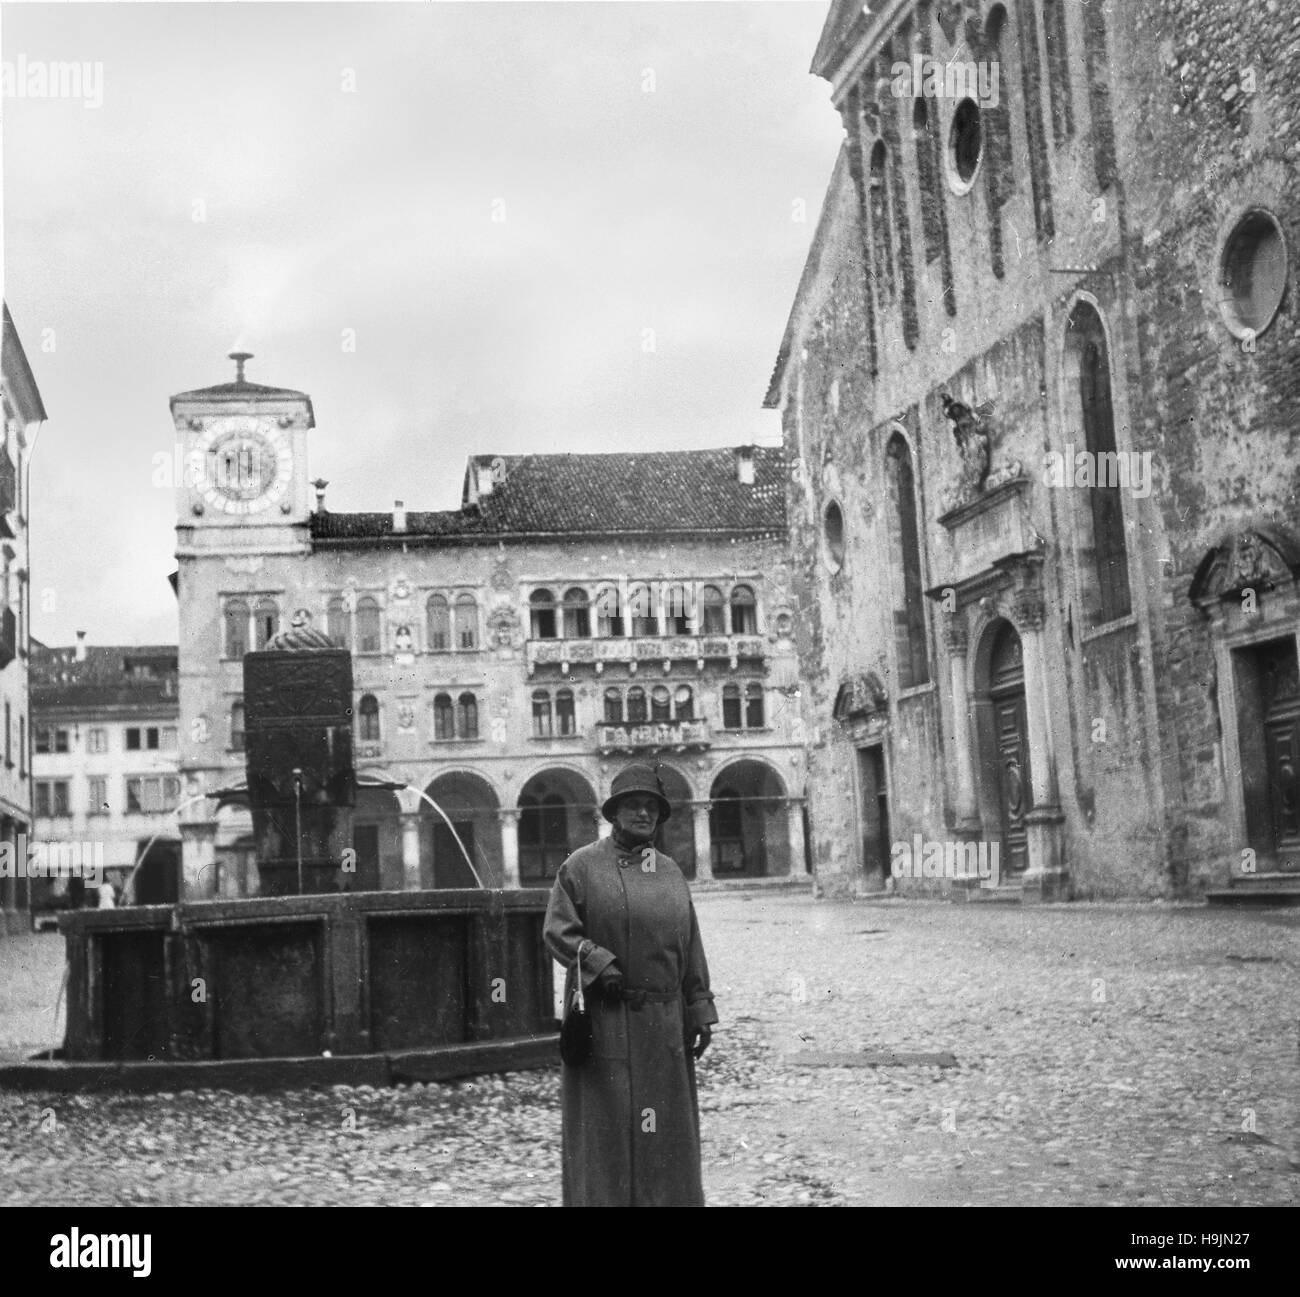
559,942,593,1066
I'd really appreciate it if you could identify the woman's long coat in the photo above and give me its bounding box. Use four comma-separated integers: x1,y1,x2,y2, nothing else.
544,835,718,1207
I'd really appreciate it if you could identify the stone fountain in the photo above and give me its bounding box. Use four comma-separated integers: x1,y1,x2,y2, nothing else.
1,630,557,1091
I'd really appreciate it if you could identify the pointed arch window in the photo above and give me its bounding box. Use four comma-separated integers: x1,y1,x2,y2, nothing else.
868,140,895,300
1043,0,1075,145
1071,304,1131,625
885,435,930,688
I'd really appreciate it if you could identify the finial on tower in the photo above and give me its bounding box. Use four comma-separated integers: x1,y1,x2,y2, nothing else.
228,351,254,383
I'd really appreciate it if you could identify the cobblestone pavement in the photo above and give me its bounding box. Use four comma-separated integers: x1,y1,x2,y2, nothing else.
1,895,1297,1206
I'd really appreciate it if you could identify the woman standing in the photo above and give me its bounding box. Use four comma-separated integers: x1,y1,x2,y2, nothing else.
544,763,717,1207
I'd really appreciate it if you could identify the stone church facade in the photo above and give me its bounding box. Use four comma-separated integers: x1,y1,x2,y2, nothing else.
168,361,804,898
768,0,1300,899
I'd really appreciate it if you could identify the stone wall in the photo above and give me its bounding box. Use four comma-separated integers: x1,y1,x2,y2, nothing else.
772,0,1300,898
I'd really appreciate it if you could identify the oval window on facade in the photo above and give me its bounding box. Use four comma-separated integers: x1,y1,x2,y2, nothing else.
947,98,983,193
1220,209,1287,340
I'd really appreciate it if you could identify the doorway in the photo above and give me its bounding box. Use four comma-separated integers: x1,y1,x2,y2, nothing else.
1234,635,1300,870
857,746,891,880
984,620,1030,875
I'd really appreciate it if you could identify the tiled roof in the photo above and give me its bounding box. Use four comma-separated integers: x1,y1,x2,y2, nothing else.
169,378,310,405
31,644,179,712
311,446,787,543
312,508,492,542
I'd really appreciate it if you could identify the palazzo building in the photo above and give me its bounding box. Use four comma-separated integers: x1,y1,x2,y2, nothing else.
30,638,181,909
0,305,42,934
170,359,804,897
768,0,1300,898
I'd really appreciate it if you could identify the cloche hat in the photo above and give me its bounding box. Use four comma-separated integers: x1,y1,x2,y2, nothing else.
601,763,672,823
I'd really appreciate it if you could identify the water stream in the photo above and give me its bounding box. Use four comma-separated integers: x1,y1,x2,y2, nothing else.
403,785,486,888
119,786,488,900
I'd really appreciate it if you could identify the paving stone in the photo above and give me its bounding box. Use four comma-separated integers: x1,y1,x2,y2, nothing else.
1,898,1298,1205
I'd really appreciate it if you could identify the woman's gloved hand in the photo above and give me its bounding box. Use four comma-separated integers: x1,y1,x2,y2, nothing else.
691,1026,712,1059
594,966,624,1003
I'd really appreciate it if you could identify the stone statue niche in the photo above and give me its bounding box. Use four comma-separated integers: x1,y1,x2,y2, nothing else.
242,621,357,896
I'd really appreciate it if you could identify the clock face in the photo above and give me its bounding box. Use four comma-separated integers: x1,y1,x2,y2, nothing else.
194,416,293,515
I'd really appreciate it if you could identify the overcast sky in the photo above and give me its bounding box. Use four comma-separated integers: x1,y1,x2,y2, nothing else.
4,1,840,647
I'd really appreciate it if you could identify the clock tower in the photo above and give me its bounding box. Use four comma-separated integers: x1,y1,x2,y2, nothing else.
170,353,317,897
169,352,315,551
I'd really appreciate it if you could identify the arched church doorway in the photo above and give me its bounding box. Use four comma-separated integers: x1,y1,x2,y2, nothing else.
978,619,1031,875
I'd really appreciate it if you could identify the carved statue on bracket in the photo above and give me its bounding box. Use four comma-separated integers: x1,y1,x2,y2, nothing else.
942,393,991,509
940,393,1024,512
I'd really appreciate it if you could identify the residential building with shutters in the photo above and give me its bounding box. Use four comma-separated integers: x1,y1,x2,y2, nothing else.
768,0,1300,900
29,640,182,910
0,305,42,934
170,356,804,898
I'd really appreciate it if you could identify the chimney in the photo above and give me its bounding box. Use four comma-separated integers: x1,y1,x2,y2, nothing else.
392,500,407,532
75,630,87,662
735,446,756,486
313,478,329,512
475,457,500,499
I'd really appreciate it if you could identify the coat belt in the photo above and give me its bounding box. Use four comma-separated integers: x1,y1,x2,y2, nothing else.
619,989,681,1010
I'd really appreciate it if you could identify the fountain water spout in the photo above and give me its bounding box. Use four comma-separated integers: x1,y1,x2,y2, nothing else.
405,786,487,889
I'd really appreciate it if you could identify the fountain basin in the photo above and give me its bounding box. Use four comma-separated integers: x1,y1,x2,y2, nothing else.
1,888,558,1091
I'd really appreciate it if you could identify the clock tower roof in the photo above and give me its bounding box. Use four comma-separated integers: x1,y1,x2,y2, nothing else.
169,352,315,426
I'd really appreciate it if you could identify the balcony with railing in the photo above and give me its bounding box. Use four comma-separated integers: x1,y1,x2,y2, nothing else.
594,717,711,755
527,634,764,675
